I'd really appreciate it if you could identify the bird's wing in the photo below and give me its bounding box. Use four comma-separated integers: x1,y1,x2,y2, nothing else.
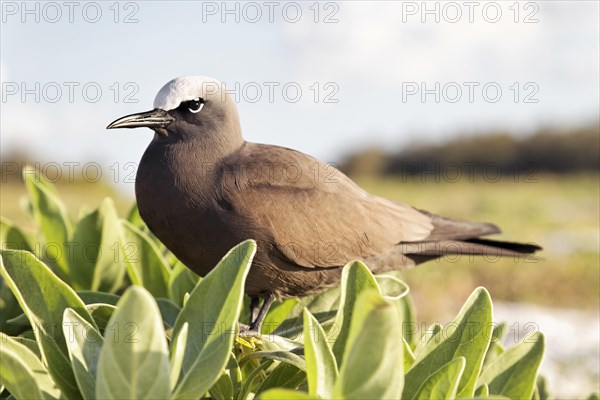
219,143,436,268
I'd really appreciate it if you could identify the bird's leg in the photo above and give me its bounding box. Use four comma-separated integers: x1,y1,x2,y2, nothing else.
239,293,275,336
250,293,275,332
249,296,260,324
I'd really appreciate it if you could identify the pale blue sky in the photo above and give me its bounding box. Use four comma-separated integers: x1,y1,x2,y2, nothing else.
1,1,598,193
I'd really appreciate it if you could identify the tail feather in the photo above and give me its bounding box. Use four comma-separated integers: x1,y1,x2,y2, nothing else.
412,210,541,261
419,210,501,241
464,238,541,254
366,238,541,272
401,239,541,261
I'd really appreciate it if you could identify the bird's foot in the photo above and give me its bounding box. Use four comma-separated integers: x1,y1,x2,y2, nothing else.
238,322,261,338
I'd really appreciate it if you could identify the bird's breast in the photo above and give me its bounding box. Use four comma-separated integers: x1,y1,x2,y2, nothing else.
135,142,232,275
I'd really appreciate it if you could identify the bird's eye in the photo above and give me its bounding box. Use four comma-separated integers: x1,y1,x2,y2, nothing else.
186,98,205,113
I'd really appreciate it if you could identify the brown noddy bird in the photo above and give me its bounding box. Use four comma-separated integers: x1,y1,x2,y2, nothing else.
107,76,540,333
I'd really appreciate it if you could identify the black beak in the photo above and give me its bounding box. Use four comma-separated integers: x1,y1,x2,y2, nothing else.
106,109,174,130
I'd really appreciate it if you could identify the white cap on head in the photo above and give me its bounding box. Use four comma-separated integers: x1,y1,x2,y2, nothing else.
153,76,222,111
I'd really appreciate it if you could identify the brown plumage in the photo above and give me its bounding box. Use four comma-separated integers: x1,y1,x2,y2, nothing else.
107,76,540,332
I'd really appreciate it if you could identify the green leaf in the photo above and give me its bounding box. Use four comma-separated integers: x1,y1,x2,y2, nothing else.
22,165,60,195
1,217,33,252
259,388,313,399
536,375,550,400
119,220,171,298
1,249,97,399
96,286,170,399
157,298,181,329
415,357,466,400
330,261,379,365
477,332,545,399
404,338,416,371
491,322,507,343
19,193,34,219
239,351,306,372
261,298,298,335
126,203,145,229
212,354,241,400
0,333,61,399
404,287,493,399
225,354,243,396
238,360,273,400
18,329,37,341
484,323,507,370
63,308,104,400
0,274,22,331
125,204,168,255
12,336,41,358
209,372,235,400
1,348,45,400
417,323,443,351
171,240,256,400
78,290,120,306
168,261,200,307
4,312,30,331
333,288,404,399
399,294,417,348
303,309,338,398
484,342,505,371
273,285,341,338
375,274,410,301
86,303,117,331
475,383,489,397
170,321,188,390
70,198,125,292
255,363,306,394
23,166,72,281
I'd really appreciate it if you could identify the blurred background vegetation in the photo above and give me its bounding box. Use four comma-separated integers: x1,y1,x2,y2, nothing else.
340,123,599,178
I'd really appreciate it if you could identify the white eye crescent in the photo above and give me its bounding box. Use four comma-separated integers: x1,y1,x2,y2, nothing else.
187,98,205,113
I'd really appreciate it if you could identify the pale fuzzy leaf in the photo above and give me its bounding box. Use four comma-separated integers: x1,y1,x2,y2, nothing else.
238,351,306,372
330,261,379,364
415,357,466,400
168,261,199,307
0,333,61,399
273,285,341,338
405,287,493,399
171,240,256,400
1,217,33,252
0,349,46,400
261,298,299,335
477,332,545,399
375,274,409,301
96,286,170,399
1,250,96,399
255,363,306,394
62,308,104,400
119,220,171,298
333,289,404,399
170,322,189,390
23,166,72,282
303,309,338,398
71,198,125,292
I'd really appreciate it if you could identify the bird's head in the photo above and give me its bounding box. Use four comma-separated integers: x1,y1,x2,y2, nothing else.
107,76,241,141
